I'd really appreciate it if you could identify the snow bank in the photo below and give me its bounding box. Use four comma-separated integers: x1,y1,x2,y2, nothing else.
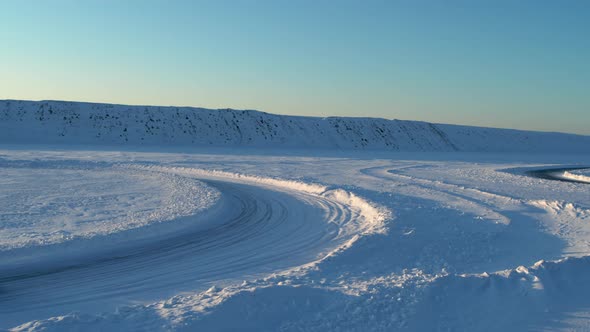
529,200,590,219
562,171,590,183
1,100,589,152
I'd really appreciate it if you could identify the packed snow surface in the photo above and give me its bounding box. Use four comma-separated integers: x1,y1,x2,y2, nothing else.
0,160,220,252
1,145,589,331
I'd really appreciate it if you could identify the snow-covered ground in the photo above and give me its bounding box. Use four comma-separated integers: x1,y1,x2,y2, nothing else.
1,145,590,331
2,100,590,153
0,160,220,252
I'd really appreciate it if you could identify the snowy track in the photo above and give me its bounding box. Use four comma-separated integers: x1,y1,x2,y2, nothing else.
4,148,590,332
0,165,369,328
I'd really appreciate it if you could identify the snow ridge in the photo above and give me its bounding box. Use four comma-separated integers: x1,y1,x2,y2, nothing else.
1,100,589,152
562,171,590,183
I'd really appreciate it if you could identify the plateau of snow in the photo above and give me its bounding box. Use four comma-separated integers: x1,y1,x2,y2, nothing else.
1,100,590,331
1,100,590,152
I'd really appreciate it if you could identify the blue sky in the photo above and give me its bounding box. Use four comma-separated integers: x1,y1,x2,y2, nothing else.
1,0,589,134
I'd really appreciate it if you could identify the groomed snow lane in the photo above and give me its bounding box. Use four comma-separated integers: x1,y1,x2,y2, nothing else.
0,174,357,329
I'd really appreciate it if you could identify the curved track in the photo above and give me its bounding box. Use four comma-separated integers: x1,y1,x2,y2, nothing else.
0,176,354,328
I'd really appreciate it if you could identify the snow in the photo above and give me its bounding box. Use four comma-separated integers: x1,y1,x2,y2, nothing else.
1,146,589,331
1,100,590,152
571,168,590,176
563,170,590,183
2,100,590,331
136,164,388,236
0,148,391,329
0,160,221,252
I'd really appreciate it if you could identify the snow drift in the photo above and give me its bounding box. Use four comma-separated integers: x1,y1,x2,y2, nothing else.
410,256,590,331
1,100,589,152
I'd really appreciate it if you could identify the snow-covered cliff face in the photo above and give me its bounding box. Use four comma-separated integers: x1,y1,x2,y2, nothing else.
1,100,588,152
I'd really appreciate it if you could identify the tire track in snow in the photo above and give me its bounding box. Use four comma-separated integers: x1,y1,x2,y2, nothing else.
361,165,516,225
0,166,382,329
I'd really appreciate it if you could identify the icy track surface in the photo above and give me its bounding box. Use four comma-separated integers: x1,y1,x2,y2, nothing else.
2,147,590,331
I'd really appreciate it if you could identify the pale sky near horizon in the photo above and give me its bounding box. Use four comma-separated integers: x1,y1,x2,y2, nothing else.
1,1,589,135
